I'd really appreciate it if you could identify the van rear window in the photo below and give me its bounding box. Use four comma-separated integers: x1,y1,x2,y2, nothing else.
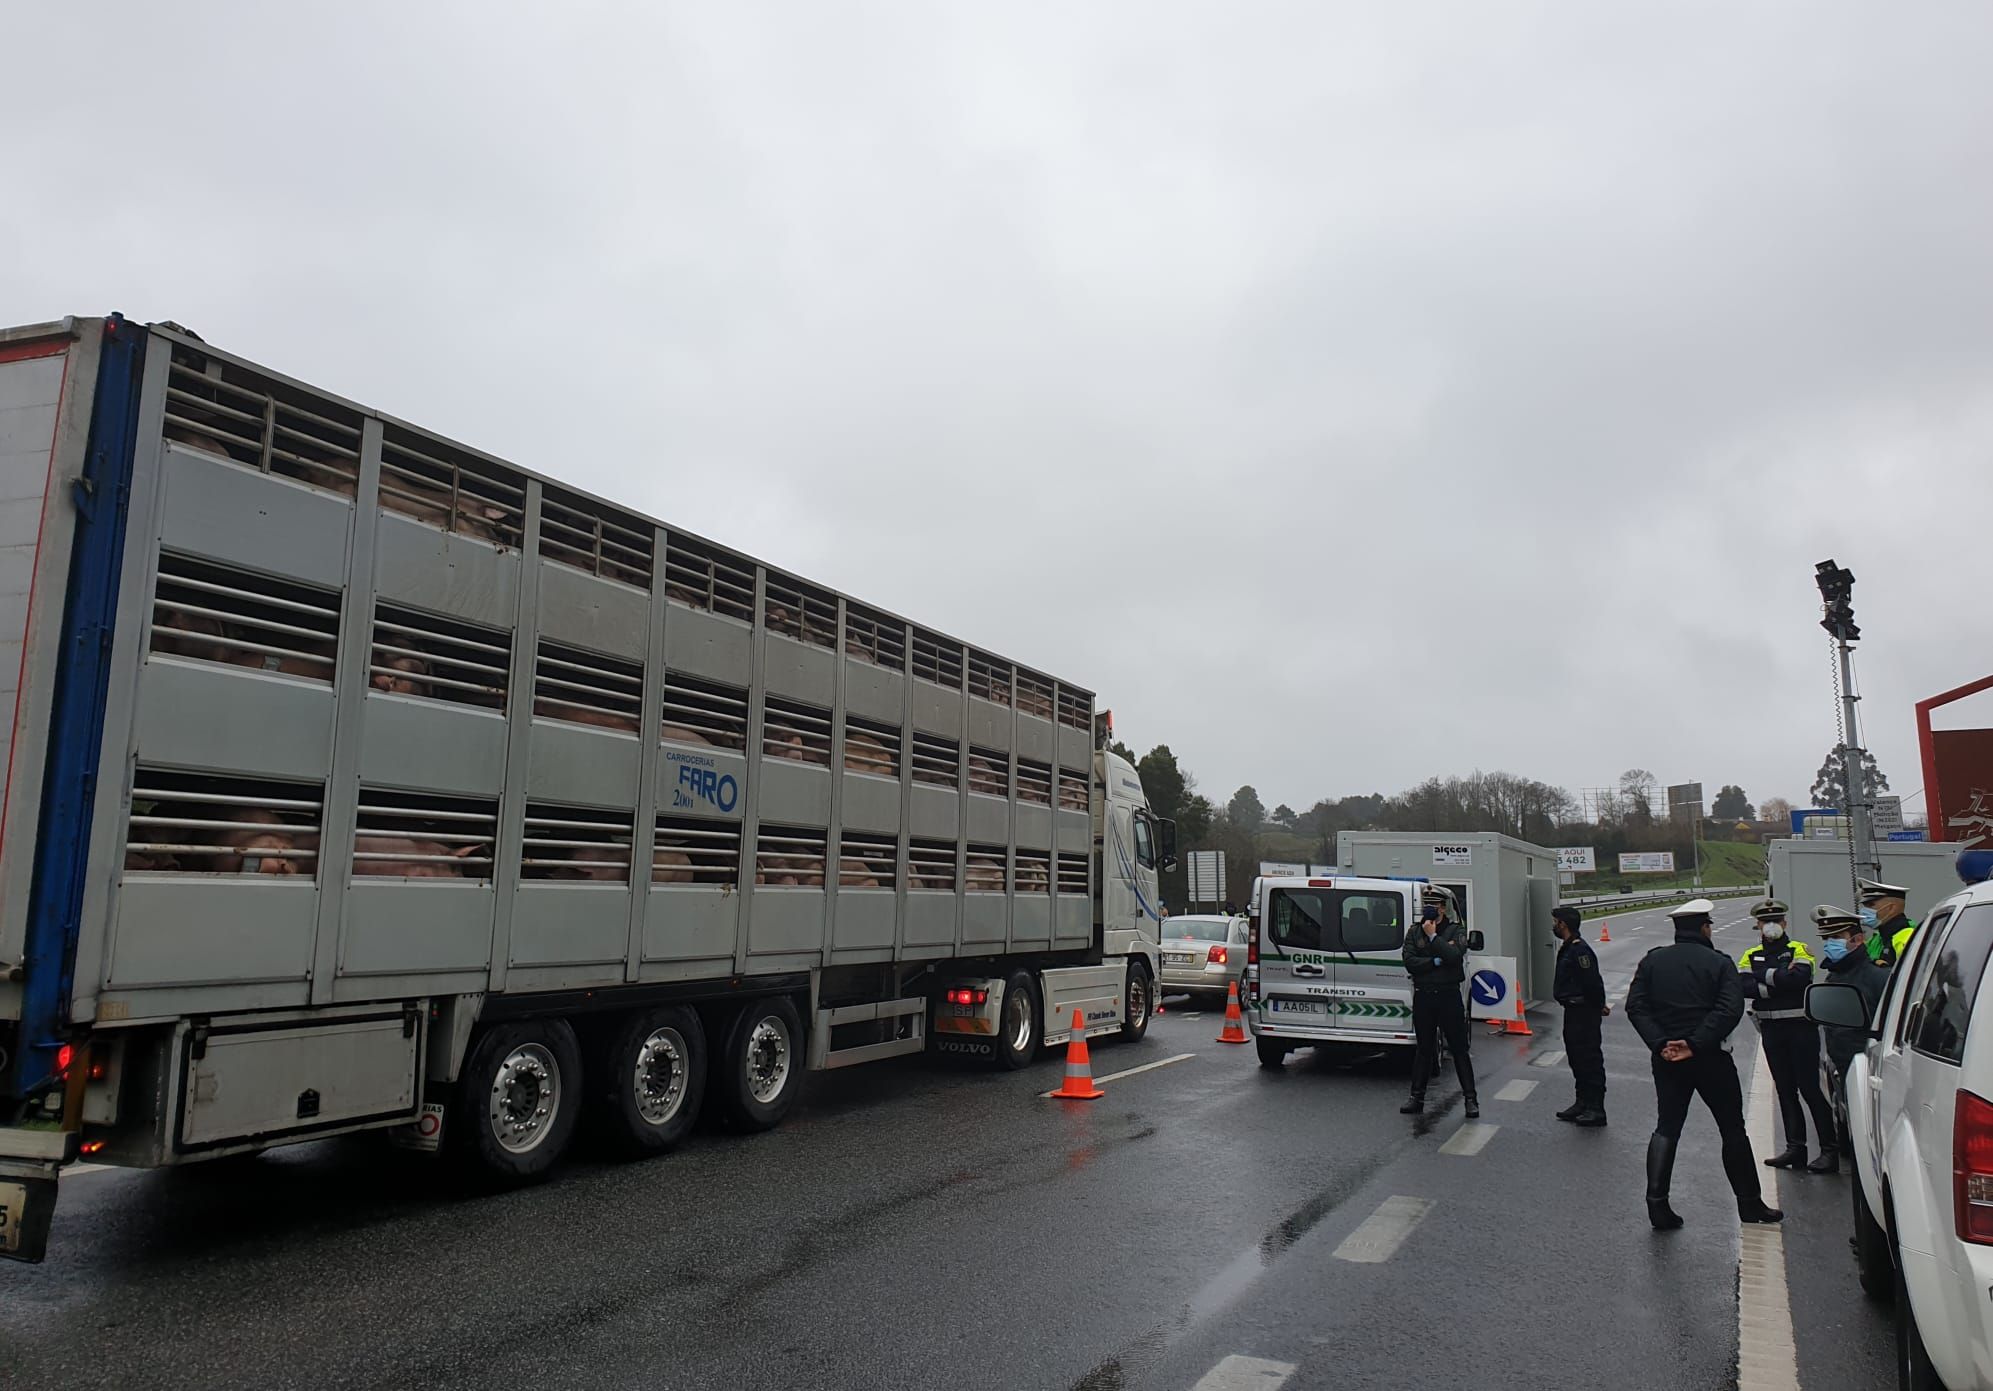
1269,889,1405,953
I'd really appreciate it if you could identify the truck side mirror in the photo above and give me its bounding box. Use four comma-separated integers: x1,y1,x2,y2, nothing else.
1467,930,1485,952
1157,817,1178,872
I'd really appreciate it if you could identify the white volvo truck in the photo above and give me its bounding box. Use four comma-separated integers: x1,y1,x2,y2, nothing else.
0,314,1174,1263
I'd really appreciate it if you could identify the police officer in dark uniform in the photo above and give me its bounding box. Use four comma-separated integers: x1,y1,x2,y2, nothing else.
1626,898,1783,1230
1551,906,1608,1126
1737,899,1838,1173
1814,904,1891,1148
1400,886,1479,1120
1856,879,1916,967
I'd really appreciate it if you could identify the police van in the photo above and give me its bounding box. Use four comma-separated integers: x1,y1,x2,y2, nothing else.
1245,873,1481,1068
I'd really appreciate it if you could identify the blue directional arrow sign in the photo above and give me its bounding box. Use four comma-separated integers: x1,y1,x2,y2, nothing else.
1470,969,1508,1008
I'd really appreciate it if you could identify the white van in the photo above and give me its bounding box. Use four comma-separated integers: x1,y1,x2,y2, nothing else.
1246,874,1478,1069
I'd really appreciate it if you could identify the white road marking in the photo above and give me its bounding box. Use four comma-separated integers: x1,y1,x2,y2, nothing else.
1188,1354,1299,1391
1042,1052,1195,1095
1439,1122,1499,1156
1333,1195,1436,1264
1493,1079,1537,1102
1737,1045,1800,1391
1530,1050,1566,1068
63,1162,111,1177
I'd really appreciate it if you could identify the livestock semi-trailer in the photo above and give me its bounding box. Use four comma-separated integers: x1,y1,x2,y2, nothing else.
0,314,1176,1263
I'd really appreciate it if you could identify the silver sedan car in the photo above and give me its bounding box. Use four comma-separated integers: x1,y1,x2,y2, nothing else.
1157,914,1250,1007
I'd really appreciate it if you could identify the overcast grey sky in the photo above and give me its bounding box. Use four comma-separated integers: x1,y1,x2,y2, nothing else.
7,3,1989,820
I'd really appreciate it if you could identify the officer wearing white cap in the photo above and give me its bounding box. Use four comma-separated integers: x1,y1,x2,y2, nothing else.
1855,879,1916,967
1737,899,1837,1174
1399,885,1478,1120
1626,898,1781,1230
1814,905,1890,1131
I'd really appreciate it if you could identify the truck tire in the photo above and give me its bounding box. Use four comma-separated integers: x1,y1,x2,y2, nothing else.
1256,1037,1289,1070
714,997,806,1132
594,1006,707,1157
448,1019,582,1188
995,971,1040,1071
1120,961,1152,1043
1853,1176,1893,1304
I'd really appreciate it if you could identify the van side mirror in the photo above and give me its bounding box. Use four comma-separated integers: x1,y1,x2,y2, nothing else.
1467,930,1485,952
1806,982,1872,1031
1157,817,1178,872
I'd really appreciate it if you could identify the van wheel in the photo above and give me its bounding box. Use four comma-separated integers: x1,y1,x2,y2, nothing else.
448,1020,582,1187
1120,962,1152,1043
1894,1228,1942,1389
595,1006,706,1156
1256,1038,1289,1070
715,997,806,1133
1852,1178,1893,1304
995,971,1040,1071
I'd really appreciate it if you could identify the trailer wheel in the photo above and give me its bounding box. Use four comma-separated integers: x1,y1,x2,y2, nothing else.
715,997,806,1132
595,1006,707,1156
994,971,1040,1071
448,1019,582,1187
1120,961,1152,1043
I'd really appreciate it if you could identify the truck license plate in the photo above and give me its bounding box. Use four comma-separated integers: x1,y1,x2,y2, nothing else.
1270,999,1327,1015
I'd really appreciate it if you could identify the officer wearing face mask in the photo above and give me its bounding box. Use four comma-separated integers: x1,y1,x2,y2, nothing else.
1814,905,1890,1114
1550,906,1608,1126
1855,879,1917,967
1400,887,1478,1120
1737,900,1838,1174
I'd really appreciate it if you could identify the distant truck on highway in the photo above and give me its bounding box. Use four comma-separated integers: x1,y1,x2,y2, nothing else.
0,314,1175,1263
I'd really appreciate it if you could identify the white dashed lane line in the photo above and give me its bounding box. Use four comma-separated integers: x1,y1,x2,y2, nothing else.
1333,1195,1437,1264
1188,1355,1299,1391
1530,1050,1566,1068
1438,1122,1499,1156
1493,1079,1537,1102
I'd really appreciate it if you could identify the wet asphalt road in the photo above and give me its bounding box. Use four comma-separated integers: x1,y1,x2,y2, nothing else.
0,902,1895,1390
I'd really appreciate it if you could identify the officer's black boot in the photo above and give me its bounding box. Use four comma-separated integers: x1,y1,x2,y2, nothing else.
1556,1099,1585,1122
1574,1102,1608,1127
1764,1144,1808,1170
1806,1145,1839,1175
1454,1050,1478,1119
1399,1091,1424,1115
1645,1134,1684,1230
1722,1133,1784,1223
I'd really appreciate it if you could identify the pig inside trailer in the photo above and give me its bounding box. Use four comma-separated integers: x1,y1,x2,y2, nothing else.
0,315,1174,1263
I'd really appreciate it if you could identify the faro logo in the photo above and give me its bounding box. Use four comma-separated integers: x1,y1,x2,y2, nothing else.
674,762,739,814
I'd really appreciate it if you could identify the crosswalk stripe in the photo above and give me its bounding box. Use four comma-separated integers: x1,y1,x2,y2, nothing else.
1439,1122,1498,1156
1188,1355,1298,1391
1493,1079,1536,1102
1333,1195,1435,1264
1530,1050,1566,1068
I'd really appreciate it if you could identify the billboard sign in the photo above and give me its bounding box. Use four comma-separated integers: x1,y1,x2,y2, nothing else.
1187,850,1227,905
1618,852,1676,874
1667,782,1704,821
1555,847,1596,873
1871,796,1904,836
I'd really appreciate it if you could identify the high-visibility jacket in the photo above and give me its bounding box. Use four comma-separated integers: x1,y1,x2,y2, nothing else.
1868,914,1918,968
1737,938,1816,1020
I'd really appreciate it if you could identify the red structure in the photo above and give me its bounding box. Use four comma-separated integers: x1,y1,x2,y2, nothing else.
1916,675,1993,849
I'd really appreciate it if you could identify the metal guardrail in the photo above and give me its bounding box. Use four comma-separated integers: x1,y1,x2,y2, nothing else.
1562,884,1763,911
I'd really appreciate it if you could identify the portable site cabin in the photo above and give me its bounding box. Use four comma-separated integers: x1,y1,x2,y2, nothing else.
1334,831,1563,1005
1767,838,1963,930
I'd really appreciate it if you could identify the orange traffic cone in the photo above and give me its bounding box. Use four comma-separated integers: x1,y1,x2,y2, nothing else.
1500,992,1533,1036
1599,920,1612,943
1217,981,1251,1044
1049,1009,1105,1099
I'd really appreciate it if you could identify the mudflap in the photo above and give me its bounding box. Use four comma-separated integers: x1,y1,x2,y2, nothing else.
0,1163,60,1264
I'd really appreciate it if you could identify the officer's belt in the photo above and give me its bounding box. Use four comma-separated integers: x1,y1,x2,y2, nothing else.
1752,1008,1809,1021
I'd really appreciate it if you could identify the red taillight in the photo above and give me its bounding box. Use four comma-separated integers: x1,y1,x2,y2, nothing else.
1308,879,1335,887
80,1140,105,1156
55,1044,74,1075
1208,945,1229,965
1248,930,1259,967
1955,1089,1993,1245
945,988,989,1008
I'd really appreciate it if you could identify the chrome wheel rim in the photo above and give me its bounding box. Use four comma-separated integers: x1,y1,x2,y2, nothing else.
1005,988,1033,1054
745,1018,790,1103
489,1042,561,1154
632,1027,689,1126
1127,974,1148,1029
